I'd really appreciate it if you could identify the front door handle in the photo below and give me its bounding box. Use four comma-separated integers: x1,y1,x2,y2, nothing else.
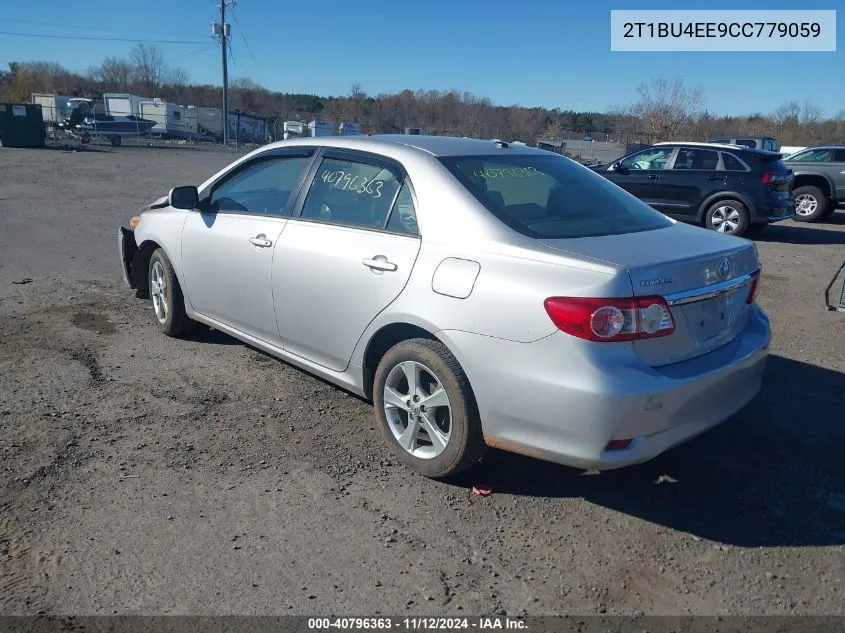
249,234,272,248
647,174,662,180
363,256,398,272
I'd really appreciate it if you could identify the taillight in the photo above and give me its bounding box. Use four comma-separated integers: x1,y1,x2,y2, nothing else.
746,271,760,305
761,172,782,185
544,296,675,342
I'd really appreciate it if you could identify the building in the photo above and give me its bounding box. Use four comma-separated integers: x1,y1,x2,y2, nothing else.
31,93,71,122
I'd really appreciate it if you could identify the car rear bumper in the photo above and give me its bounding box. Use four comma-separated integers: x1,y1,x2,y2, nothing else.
438,305,770,471
751,201,794,223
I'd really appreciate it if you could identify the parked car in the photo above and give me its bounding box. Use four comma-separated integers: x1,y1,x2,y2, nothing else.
707,136,779,152
119,136,769,478
782,145,845,222
591,142,794,237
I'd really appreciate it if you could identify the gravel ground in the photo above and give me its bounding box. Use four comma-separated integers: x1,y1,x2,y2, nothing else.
1,146,844,617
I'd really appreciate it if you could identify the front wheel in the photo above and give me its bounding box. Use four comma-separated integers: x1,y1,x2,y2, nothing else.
373,339,485,478
148,248,192,337
705,199,750,236
792,185,829,222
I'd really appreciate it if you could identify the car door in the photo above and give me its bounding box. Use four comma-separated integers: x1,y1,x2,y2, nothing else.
180,148,315,345
828,149,845,200
659,147,724,219
272,150,422,372
604,146,675,211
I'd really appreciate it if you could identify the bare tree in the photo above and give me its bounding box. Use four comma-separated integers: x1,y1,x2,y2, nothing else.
627,76,704,143
773,100,800,125
130,43,166,95
801,100,824,125
89,57,134,92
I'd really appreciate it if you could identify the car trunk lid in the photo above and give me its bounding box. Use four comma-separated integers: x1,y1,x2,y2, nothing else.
540,223,760,366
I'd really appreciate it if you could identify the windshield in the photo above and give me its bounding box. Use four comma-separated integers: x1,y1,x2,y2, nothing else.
438,154,673,239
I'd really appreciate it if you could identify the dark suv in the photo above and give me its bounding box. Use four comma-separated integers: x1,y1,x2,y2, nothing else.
783,146,845,222
590,142,794,237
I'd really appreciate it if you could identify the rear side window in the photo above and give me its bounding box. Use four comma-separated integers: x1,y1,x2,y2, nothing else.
764,138,778,152
673,148,719,170
300,157,402,230
439,154,673,239
208,155,310,216
721,153,748,171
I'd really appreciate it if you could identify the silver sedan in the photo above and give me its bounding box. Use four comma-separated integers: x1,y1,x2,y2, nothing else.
119,135,770,478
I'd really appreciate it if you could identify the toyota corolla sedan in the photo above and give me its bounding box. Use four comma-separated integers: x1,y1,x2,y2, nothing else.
119,135,770,478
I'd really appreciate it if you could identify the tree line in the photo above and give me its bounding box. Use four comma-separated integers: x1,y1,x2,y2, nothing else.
1,46,843,147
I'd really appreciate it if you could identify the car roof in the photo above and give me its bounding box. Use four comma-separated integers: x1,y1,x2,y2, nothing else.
260,134,549,158
792,145,845,150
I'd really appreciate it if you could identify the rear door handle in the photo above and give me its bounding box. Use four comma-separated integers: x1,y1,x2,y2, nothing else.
647,174,662,180
363,257,397,272
249,234,272,248
708,175,726,181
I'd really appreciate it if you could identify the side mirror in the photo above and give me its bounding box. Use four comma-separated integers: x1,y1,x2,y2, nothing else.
169,185,199,210
609,161,628,175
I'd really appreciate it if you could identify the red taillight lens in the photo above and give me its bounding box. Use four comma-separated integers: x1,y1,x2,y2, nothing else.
761,172,776,185
746,272,760,305
544,296,675,342
606,439,633,451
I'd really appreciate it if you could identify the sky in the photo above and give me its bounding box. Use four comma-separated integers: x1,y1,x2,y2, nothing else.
1,0,843,118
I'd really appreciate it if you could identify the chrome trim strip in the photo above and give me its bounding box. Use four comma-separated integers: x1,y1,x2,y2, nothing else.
664,271,757,306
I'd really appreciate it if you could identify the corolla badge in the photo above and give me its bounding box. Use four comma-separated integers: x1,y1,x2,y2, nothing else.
640,277,673,287
717,257,732,280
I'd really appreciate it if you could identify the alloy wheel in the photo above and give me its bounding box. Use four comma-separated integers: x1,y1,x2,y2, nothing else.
150,260,169,324
383,361,452,459
711,205,742,234
794,193,818,217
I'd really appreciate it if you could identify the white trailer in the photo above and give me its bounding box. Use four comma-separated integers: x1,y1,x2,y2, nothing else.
103,93,150,118
283,121,306,140
339,121,362,136
31,93,71,122
308,120,334,137
139,99,199,139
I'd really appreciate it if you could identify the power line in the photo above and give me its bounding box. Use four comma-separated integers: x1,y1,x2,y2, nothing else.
0,31,209,44
165,45,218,64
231,13,268,89
3,17,202,38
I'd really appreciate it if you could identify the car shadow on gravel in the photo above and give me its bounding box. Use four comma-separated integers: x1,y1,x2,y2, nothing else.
456,354,845,548
754,218,845,245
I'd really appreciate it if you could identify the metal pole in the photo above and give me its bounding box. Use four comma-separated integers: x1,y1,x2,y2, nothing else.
220,1,229,147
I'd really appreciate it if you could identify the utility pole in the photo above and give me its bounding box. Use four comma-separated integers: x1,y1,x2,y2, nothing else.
213,2,233,146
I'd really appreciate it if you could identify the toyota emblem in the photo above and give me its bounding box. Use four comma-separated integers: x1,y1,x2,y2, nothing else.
717,258,732,280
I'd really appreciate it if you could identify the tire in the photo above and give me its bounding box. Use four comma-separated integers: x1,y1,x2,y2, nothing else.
704,199,750,236
373,338,485,478
148,248,192,337
111,135,121,147
792,185,829,222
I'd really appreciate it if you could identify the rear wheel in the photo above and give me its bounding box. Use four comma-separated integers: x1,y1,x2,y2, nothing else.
705,199,750,236
373,339,485,478
792,185,829,222
111,135,122,147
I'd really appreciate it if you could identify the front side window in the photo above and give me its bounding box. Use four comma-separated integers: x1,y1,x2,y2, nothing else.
300,157,403,230
208,155,310,215
672,148,719,170
620,147,673,170
789,149,831,162
439,154,673,239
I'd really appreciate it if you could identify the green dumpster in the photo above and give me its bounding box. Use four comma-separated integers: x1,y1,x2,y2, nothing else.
0,103,46,147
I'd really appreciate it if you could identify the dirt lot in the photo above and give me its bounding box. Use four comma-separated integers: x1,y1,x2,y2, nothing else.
1,146,844,617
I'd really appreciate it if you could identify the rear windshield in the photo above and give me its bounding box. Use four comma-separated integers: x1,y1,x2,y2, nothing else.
438,154,673,239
